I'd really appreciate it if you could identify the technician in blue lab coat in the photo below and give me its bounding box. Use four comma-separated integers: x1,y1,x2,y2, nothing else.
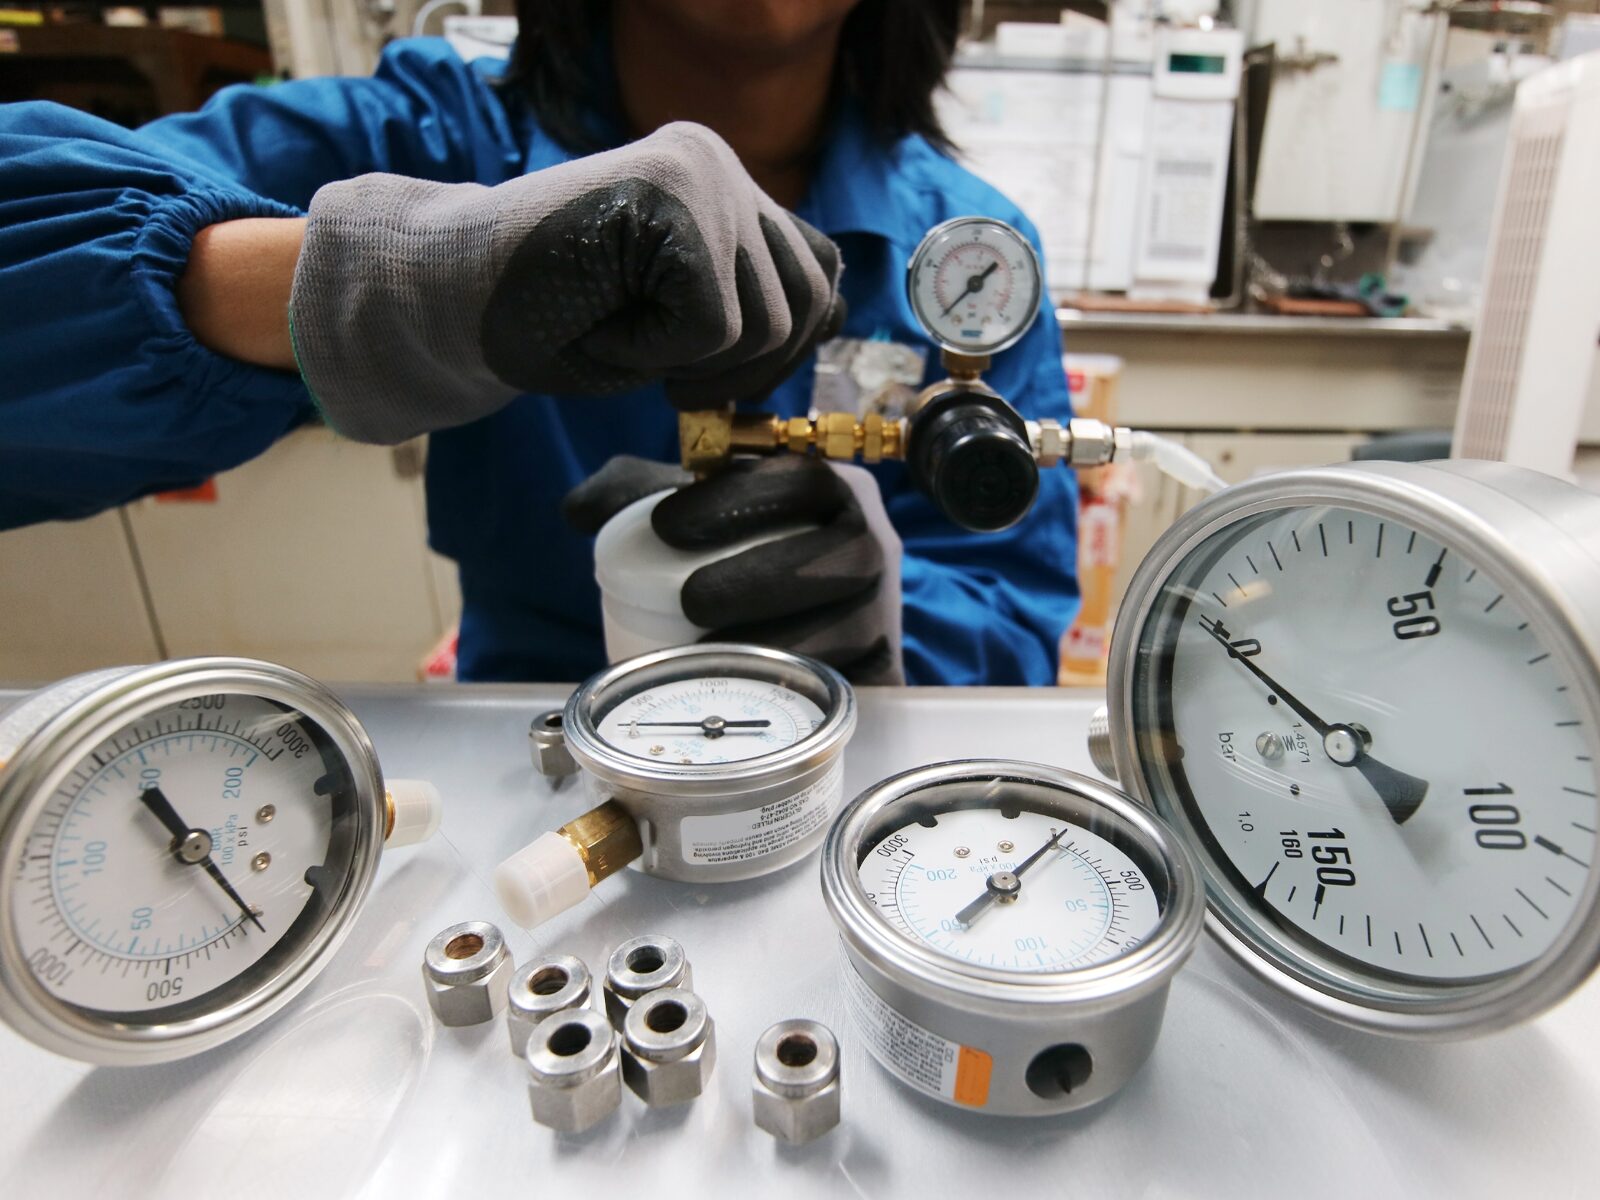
0,0,1078,686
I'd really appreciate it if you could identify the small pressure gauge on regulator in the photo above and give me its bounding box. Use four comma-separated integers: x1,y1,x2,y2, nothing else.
908,216,1043,357
498,644,855,929
0,658,440,1065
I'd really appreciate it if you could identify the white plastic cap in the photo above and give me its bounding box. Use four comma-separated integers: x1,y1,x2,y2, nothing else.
494,832,592,930
384,780,443,848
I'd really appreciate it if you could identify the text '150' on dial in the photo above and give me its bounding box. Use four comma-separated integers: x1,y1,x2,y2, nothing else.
908,217,1042,357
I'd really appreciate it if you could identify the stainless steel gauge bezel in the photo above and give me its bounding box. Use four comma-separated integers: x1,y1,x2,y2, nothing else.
561,643,855,798
1107,460,1600,1038
0,658,387,1065
822,760,1204,1115
906,216,1044,357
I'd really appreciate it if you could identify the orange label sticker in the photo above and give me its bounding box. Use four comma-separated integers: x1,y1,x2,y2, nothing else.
953,1045,993,1107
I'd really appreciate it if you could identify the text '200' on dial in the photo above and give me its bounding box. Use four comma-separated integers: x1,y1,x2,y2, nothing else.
1144,507,1597,982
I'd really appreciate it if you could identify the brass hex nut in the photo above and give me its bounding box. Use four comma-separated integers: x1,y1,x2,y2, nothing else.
620,988,716,1107
818,411,859,461
526,1008,622,1133
422,921,513,1027
753,1019,840,1144
603,935,692,1027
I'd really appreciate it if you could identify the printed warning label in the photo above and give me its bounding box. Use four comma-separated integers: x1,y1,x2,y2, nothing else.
841,954,992,1108
680,760,843,865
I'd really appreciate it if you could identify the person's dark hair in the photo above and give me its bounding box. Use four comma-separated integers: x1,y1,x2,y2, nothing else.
506,0,961,153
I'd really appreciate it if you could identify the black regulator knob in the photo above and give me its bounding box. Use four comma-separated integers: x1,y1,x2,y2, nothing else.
906,386,1039,532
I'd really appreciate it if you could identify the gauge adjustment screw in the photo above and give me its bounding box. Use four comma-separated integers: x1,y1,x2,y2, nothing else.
620,987,716,1106
526,1008,622,1134
422,921,514,1027
507,954,592,1057
604,935,693,1028
753,1020,840,1144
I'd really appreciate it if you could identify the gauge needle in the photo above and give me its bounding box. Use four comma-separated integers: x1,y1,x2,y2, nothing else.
940,261,1000,317
138,786,265,932
1198,617,1429,824
953,827,1067,928
629,716,770,740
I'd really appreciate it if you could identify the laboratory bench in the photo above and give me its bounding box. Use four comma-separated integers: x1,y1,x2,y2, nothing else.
1,683,1595,1199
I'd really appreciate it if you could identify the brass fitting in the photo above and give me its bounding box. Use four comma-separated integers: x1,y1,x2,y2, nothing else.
679,407,907,474
559,800,643,888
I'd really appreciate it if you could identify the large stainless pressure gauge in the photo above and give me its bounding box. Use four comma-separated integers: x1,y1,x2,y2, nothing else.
821,761,1203,1116
0,659,440,1064
498,644,855,929
1102,460,1600,1037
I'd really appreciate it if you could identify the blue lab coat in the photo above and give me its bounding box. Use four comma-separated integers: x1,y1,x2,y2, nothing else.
0,39,1078,685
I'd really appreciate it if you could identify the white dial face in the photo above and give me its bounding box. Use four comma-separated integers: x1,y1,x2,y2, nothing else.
908,218,1042,355
1135,506,1599,984
12,696,359,1017
857,808,1161,972
596,676,826,765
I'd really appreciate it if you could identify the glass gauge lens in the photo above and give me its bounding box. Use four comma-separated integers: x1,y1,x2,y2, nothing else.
595,676,826,765
12,694,359,1020
858,805,1163,972
1132,505,1600,990
908,217,1042,356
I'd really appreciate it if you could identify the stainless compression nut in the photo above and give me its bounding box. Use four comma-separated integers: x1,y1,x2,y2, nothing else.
604,935,693,1027
422,921,513,1027
507,953,592,1057
753,1019,841,1144
620,987,717,1107
526,1007,622,1133
529,709,576,778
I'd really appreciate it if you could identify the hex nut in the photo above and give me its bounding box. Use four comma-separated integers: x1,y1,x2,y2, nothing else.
620,987,716,1107
1035,418,1068,469
507,953,592,1057
529,710,577,778
526,1007,622,1133
422,921,513,1027
753,1020,840,1144
604,935,692,1027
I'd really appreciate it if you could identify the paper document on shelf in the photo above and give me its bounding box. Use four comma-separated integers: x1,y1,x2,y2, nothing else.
938,66,1104,289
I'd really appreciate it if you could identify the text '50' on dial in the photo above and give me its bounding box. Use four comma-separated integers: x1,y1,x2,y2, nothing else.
1131,500,1598,998
908,217,1042,357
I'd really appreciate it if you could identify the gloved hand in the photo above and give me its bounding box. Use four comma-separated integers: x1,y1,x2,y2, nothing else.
289,123,843,444
564,455,904,685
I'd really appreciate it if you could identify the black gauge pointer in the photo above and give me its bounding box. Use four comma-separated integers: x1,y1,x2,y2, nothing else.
629,716,771,740
954,826,1067,928
940,260,1000,317
1198,617,1429,824
139,786,265,932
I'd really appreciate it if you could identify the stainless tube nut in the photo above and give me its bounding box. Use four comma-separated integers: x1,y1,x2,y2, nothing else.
620,987,716,1106
603,935,692,1026
529,710,577,777
526,1007,622,1133
507,954,591,1057
753,1020,840,1144
422,921,513,1026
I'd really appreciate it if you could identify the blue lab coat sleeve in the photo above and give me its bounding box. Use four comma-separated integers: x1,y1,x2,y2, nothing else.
890,228,1079,688
0,40,523,529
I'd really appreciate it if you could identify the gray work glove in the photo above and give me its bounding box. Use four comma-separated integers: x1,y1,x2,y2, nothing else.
289,123,844,444
564,455,905,685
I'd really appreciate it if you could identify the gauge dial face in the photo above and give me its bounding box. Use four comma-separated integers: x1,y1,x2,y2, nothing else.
11,695,359,1020
1133,505,1599,987
908,218,1042,356
857,808,1161,972
596,676,826,766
